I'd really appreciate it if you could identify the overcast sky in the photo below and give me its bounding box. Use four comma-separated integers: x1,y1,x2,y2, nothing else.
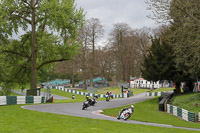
76,0,159,46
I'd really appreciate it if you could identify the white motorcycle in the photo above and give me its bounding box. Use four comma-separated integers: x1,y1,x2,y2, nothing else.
117,105,134,120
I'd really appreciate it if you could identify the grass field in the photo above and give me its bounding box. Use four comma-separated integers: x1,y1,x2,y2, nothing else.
0,91,23,96
45,89,105,104
1,87,199,132
172,93,200,114
0,104,198,133
77,87,148,95
48,87,176,104
102,97,200,129
76,87,122,94
152,87,175,92
9,92,23,96
77,87,175,95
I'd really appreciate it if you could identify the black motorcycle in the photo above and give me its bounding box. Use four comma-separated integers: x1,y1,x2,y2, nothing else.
82,100,90,110
90,96,98,106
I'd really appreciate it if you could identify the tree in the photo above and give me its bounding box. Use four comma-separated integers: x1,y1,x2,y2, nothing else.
146,0,200,91
168,0,200,80
141,36,183,92
141,37,176,80
86,18,104,87
145,0,171,24
0,54,14,95
0,0,84,90
53,58,81,88
166,0,200,91
94,46,115,81
133,27,152,77
108,24,150,82
108,23,132,82
77,24,90,90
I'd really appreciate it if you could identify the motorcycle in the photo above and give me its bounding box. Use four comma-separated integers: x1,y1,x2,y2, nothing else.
105,94,109,101
117,107,133,120
82,100,90,110
90,96,98,106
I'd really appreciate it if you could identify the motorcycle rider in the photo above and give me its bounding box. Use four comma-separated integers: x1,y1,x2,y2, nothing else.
86,95,92,105
117,105,134,119
94,94,98,100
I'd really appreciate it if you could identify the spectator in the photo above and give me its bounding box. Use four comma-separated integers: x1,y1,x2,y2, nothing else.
110,91,113,99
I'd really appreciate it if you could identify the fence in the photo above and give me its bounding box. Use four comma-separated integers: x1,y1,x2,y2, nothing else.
130,84,161,89
148,91,200,122
167,104,197,122
146,91,166,97
199,113,200,122
51,85,123,98
130,83,172,89
0,96,45,106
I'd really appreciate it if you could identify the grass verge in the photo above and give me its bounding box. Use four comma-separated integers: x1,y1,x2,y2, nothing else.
0,104,198,133
0,91,23,96
172,93,200,114
152,87,175,92
102,97,200,129
48,89,105,103
76,87,175,95
9,92,23,96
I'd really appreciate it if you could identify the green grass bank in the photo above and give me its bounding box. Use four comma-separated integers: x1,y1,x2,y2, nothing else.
172,93,200,114
0,104,198,133
102,97,200,129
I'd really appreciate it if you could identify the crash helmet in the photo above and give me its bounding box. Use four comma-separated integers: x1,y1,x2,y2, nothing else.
131,105,134,108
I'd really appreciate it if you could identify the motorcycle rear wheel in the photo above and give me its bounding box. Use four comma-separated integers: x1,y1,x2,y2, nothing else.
123,113,131,120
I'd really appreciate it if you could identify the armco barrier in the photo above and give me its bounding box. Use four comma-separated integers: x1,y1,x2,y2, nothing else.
52,85,123,98
167,104,196,122
0,96,45,106
158,92,173,111
199,113,200,122
146,91,166,96
0,96,6,105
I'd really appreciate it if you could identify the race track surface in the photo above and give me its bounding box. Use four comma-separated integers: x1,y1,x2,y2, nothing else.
22,93,200,132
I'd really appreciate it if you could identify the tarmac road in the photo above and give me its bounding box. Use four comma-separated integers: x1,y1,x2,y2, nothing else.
22,93,200,132
22,93,150,118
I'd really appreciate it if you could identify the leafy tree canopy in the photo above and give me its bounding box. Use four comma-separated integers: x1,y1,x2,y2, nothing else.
0,0,85,90
141,36,177,82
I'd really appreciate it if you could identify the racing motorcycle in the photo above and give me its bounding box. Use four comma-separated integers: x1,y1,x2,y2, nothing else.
82,100,90,110
105,94,109,101
117,105,134,120
90,95,98,106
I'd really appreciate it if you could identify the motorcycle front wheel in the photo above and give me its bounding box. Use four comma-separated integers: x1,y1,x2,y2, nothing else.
82,104,86,110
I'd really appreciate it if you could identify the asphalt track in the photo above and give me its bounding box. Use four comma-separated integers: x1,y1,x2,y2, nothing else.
22,93,200,132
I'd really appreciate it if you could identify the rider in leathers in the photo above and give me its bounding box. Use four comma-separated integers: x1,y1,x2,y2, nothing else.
117,105,134,119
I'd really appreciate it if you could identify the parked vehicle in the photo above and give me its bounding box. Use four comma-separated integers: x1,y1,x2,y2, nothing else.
117,105,134,120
